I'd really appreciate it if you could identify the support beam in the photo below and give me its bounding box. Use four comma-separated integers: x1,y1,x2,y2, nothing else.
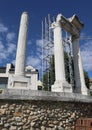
72,36,88,95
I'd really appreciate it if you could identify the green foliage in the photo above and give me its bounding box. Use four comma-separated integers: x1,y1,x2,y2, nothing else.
90,91,92,96
43,72,50,91
43,55,55,91
84,70,90,89
0,89,3,94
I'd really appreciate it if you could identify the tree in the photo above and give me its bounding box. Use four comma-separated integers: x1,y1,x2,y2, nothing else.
43,55,55,91
84,70,89,89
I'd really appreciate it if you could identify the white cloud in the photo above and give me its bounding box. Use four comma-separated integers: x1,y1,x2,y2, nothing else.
0,23,8,33
27,56,40,67
27,56,41,69
81,41,92,71
0,42,7,60
7,43,16,54
0,52,7,60
36,39,42,55
36,39,42,47
6,32,16,41
0,41,4,50
28,40,32,45
0,21,17,64
0,41,16,63
11,59,15,65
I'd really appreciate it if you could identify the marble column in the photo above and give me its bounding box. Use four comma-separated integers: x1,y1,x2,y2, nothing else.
51,22,72,92
53,22,66,82
72,36,88,95
15,12,29,76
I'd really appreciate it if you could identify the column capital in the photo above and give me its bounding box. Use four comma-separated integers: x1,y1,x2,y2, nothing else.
51,21,61,29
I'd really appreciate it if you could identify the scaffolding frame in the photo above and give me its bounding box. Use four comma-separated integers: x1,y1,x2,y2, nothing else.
42,14,54,91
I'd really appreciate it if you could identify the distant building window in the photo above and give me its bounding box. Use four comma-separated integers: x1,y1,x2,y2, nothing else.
27,69,31,72
38,86,42,90
0,67,6,73
0,77,8,84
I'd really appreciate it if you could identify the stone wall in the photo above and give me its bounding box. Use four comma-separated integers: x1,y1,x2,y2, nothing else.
0,100,92,130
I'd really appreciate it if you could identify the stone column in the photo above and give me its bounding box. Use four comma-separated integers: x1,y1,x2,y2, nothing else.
72,36,88,95
51,22,72,92
15,12,29,76
53,22,66,82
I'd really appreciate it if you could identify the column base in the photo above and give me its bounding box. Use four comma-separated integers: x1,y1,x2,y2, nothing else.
74,85,89,95
51,80,73,93
8,75,31,89
81,85,89,95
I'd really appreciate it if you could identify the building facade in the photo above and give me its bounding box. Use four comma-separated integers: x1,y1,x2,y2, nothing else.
0,64,42,90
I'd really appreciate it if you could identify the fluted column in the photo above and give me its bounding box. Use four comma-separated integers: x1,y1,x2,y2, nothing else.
15,12,29,76
53,22,66,82
51,22,72,92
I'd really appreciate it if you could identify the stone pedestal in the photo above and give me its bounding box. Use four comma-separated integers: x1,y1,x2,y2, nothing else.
72,37,88,95
8,75,31,89
52,81,72,92
51,22,72,93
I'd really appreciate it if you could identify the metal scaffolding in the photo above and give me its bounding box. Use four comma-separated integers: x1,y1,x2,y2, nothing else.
62,30,74,88
42,14,54,91
63,32,75,88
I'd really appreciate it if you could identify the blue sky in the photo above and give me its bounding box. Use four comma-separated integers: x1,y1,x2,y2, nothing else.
0,0,92,79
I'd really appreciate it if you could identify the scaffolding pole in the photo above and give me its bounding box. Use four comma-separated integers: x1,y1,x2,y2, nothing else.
42,14,54,91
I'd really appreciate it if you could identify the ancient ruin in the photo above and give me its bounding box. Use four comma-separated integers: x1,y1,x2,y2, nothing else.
51,14,88,95
6,12,89,95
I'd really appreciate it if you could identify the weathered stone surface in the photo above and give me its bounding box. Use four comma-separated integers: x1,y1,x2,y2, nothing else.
23,124,30,129
2,129,7,130
4,123,10,128
0,99,92,129
9,126,17,130
15,117,22,122
31,122,35,127
17,127,22,130
14,112,22,117
0,121,3,126
41,126,46,130
0,109,6,115
22,118,27,123
17,122,23,126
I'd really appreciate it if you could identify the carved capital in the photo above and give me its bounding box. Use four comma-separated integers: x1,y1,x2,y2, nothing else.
51,22,61,29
